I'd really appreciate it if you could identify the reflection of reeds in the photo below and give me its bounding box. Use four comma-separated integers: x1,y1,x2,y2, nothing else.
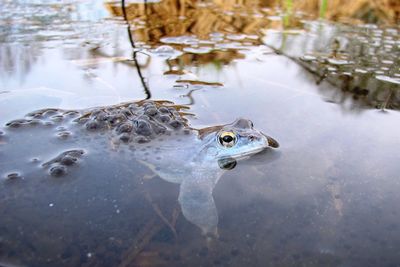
105,0,399,55
319,0,328,19
171,50,245,66
105,0,273,43
283,0,293,27
105,0,274,66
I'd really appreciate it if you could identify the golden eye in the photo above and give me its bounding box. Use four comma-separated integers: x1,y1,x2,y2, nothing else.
218,131,237,148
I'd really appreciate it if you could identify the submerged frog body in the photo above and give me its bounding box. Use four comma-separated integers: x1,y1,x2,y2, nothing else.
0,100,278,235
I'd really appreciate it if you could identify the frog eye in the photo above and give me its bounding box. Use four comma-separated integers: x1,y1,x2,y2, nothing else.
218,131,237,148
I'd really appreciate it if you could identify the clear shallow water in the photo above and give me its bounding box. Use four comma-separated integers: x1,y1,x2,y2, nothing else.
0,1,400,266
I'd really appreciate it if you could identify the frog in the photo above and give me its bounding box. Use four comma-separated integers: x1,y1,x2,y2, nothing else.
0,100,279,235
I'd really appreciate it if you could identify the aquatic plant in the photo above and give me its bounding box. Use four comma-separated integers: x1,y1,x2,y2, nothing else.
319,0,328,19
283,0,293,28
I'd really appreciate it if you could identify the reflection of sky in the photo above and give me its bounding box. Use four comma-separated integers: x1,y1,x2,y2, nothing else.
0,0,110,43
73,0,109,21
0,0,398,113
3,0,108,21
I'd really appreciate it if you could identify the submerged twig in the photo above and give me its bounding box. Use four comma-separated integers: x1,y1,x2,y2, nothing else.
121,0,151,99
119,217,163,267
381,88,394,111
144,192,178,240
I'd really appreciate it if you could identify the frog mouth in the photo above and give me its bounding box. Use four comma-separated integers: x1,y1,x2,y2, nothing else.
229,145,269,160
220,139,271,160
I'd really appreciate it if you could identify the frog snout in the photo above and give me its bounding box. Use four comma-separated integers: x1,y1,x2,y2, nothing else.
260,133,270,145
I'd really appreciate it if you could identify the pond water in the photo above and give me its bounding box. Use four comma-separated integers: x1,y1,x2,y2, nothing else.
0,1,400,266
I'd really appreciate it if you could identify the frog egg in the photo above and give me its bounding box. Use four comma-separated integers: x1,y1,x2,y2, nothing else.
49,165,67,177
60,155,77,166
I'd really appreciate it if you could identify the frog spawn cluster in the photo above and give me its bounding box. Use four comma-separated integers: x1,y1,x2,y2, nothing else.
2,101,190,178
76,101,189,144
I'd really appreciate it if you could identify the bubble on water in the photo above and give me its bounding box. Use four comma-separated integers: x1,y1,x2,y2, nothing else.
381,60,394,65
5,172,22,180
57,131,71,139
151,45,182,58
183,47,212,54
376,75,400,85
327,58,353,66
226,34,246,41
267,15,281,21
160,36,198,46
209,32,224,38
300,55,317,61
31,158,41,163
372,29,382,36
243,42,254,46
362,24,378,29
154,45,175,53
56,126,67,131
355,68,368,74
215,42,244,50
223,10,234,16
384,39,396,45
385,28,398,34
210,36,224,43
371,41,381,47
327,67,337,72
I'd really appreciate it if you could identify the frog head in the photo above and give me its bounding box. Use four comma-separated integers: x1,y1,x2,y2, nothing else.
197,118,279,168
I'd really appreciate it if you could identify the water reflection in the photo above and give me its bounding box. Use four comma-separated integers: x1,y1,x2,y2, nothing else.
1,0,398,111
0,44,42,83
104,0,400,111
264,21,400,110
0,0,109,44
106,0,272,75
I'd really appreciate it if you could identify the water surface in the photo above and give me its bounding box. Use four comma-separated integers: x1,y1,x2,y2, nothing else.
0,1,400,266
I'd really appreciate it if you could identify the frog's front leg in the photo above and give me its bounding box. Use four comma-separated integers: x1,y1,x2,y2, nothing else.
178,173,220,237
